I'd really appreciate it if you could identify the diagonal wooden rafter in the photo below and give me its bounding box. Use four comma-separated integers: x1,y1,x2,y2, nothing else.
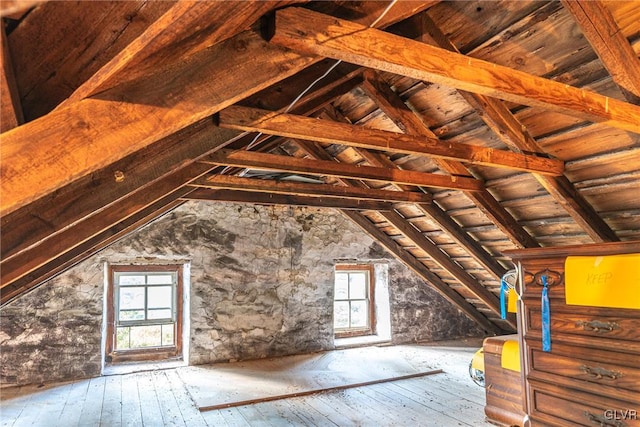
290,136,512,331
0,30,319,217
218,106,565,176
342,210,504,335
0,0,44,18
318,106,509,280
0,193,187,306
1,122,240,263
1,1,434,216
0,22,23,132
184,189,396,212
269,7,640,134
419,15,619,243
561,0,640,105
345,141,508,281
60,1,298,107
381,210,507,322
203,149,484,192
0,56,367,301
190,175,433,204
0,162,209,297
360,71,540,249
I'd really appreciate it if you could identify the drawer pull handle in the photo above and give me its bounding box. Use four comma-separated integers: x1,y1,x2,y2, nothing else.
580,365,623,380
585,411,626,427
576,320,620,333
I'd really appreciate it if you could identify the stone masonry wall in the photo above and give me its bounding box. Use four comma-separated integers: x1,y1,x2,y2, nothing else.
0,202,483,386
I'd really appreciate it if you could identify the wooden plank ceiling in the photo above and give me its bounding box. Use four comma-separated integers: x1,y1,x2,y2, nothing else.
1,0,639,333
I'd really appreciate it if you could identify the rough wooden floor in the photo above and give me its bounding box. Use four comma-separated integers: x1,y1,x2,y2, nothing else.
1,344,493,426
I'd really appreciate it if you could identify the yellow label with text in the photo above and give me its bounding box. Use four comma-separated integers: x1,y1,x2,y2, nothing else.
500,340,520,372
507,287,517,313
565,254,640,309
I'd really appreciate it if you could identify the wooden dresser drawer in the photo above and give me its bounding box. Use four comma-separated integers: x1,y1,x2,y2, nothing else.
522,303,640,354
525,305,640,342
528,348,640,403
529,379,640,427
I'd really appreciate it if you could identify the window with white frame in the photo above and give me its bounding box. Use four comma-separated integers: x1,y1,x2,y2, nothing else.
106,265,183,363
334,265,375,337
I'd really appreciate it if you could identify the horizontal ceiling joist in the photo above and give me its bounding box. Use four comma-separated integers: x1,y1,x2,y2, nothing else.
203,149,484,192
217,106,564,176
269,7,640,134
184,188,395,211
190,175,432,204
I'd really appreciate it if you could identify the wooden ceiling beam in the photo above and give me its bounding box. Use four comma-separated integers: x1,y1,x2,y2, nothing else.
1,122,240,262
0,22,23,132
360,71,540,249
0,30,318,217
381,209,513,328
561,0,640,104
203,148,484,192
419,16,619,243
0,0,44,18
342,210,504,335
218,106,565,176
190,175,432,204
310,1,440,30
0,164,210,292
184,188,394,211
269,7,640,134
0,195,186,306
61,1,296,106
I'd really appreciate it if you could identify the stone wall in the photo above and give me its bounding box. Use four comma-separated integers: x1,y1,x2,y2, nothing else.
0,202,483,386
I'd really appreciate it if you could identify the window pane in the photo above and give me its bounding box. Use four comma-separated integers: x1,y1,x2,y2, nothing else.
349,272,367,299
118,275,145,286
129,325,162,348
335,273,349,300
119,310,145,321
119,287,145,310
148,274,174,285
161,324,175,346
148,286,172,309
116,327,130,350
147,309,172,320
334,301,350,328
350,300,368,328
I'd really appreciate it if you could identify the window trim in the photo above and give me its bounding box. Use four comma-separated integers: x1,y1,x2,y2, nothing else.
106,264,183,363
334,264,376,338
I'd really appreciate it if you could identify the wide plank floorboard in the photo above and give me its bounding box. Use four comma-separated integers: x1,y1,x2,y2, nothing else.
78,376,106,426
1,342,495,426
120,373,143,427
101,374,123,426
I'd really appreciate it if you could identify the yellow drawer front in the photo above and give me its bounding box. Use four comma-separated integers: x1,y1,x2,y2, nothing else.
501,340,521,372
565,254,640,310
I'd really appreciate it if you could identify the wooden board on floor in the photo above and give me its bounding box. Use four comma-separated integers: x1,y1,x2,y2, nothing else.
177,345,442,411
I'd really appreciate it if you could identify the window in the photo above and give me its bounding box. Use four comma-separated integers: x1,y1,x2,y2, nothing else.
106,265,183,363
334,265,375,337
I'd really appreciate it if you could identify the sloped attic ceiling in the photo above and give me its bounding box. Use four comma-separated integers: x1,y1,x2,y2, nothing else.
1,1,639,334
